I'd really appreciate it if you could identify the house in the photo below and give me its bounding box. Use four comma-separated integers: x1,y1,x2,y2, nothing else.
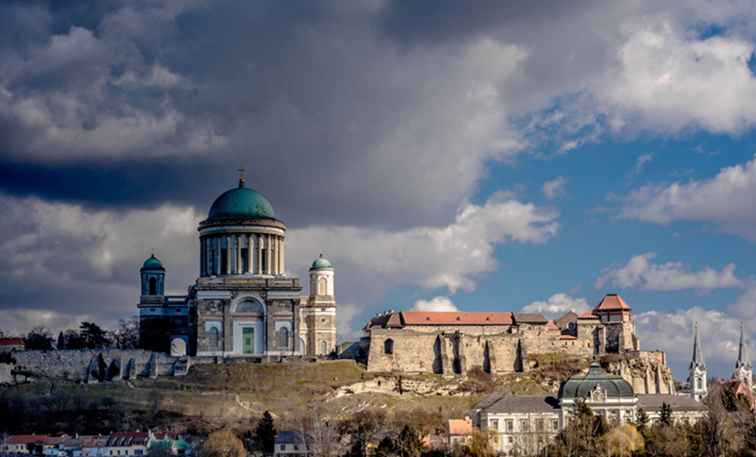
81,437,109,457
1,435,50,455
447,418,473,448
103,433,149,457
0,337,25,353
273,432,311,457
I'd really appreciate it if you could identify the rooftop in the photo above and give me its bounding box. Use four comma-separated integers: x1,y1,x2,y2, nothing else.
477,394,560,413
401,311,514,326
594,293,631,312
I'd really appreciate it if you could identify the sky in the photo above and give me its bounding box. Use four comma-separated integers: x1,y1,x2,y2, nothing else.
1,0,756,380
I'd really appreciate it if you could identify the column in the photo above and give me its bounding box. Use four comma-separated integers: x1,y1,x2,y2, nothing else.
214,237,221,275
235,234,242,274
266,235,272,274
271,235,277,275
226,235,232,274
206,237,212,276
255,235,261,274
279,236,285,274
246,234,253,274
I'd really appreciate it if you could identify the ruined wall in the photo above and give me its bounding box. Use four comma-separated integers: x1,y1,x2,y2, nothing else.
0,349,193,384
366,327,595,375
603,351,675,395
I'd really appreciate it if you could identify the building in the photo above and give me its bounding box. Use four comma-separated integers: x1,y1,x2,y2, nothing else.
0,337,25,353
363,293,672,393
687,322,708,401
733,322,753,389
1,435,49,455
473,363,705,456
103,433,149,457
447,418,473,448
137,173,337,358
273,431,311,457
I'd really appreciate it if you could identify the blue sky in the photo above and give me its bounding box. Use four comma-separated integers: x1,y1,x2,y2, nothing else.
1,0,756,380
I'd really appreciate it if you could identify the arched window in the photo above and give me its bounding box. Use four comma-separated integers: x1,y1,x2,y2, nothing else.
148,277,157,295
318,277,328,295
321,340,329,355
277,327,290,349
234,298,265,314
384,338,394,355
207,326,220,351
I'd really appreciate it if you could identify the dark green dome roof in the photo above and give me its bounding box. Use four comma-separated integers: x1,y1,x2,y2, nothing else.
310,254,333,270
559,362,634,400
208,181,275,220
141,254,164,271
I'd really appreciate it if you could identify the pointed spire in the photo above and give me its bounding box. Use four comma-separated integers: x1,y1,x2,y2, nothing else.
691,322,705,369
736,321,751,368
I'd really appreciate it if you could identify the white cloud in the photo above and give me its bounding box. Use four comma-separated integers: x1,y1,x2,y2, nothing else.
335,302,363,342
621,155,756,241
522,293,589,319
288,192,559,295
596,253,741,291
543,177,568,199
413,296,459,312
595,20,756,134
636,307,745,374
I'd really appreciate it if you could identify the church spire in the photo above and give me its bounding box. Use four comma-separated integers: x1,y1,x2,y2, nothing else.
733,322,753,389
736,322,751,369
688,322,708,401
691,322,705,369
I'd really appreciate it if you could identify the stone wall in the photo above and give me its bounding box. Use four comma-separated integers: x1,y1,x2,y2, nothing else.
0,349,190,384
367,327,595,375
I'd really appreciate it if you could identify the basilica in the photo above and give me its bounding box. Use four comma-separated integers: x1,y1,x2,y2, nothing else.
137,175,337,358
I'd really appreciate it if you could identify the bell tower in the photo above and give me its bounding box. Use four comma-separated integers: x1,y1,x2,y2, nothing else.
300,254,337,357
733,322,753,389
140,253,165,296
688,322,707,401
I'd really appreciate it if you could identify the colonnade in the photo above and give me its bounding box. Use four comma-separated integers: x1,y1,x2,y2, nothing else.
200,233,284,276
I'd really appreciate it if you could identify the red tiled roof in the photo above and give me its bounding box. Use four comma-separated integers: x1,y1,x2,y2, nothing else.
545,320,560,331
6,435,50,445
448,418,473,435
556,311,578,328
0,337,24,346
594,293,631,312
401,311,513,326
577,311,598,319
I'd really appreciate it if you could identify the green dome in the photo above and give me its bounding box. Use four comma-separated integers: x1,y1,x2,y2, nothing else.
141,254,164,271
310,254,333,270
559,362,634,400
208,182,275,220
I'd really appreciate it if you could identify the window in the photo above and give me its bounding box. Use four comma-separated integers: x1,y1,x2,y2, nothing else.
277,327,290,349
551,419,559,431
220,238,228,275
235,298,264,314
321,340,328,354
535,418,544,432
505,419,514,433
490,419,499,431
148,277,157,295
205,323,220,351
318,277,328,295
384,338,394,354
520,419,529,432
261,249,268,274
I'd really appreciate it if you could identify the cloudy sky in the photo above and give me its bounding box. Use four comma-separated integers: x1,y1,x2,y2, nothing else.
2,0,756,379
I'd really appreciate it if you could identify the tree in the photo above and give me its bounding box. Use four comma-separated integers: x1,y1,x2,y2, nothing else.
465,430,495,457
253,411,277,455
340,409,386,457
199,431,246,457
392,425,424,457
659,403,673,427
80,322,111,349
25,327,54,350
111,317,139,349
635,408,649,435
602,424,644,457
